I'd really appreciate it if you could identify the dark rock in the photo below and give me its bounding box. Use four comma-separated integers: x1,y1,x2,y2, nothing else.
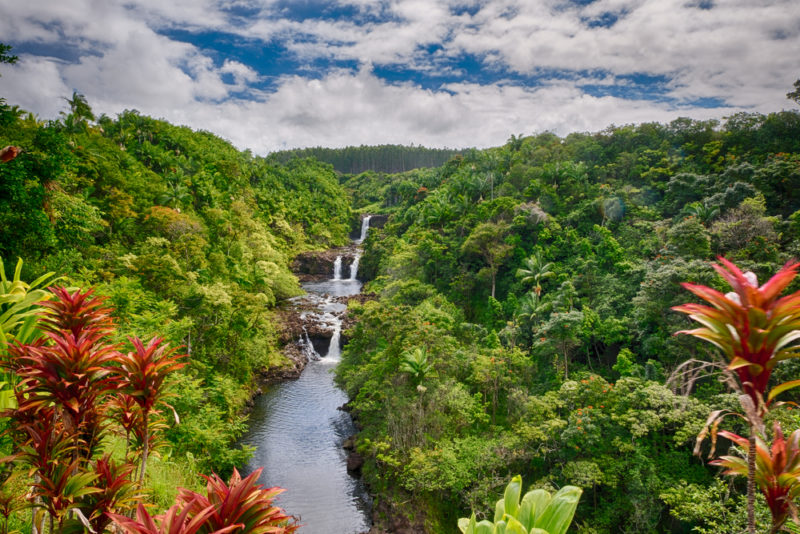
343,435,356,450
292,247,360,279
347,452,364,474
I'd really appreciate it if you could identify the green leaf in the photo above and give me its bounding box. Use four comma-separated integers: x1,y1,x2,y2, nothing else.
458,514,476,534
495,498,505,523
522,489,551,526
768,379,800,402
535,486,582,534
504,516,528,534
504,475,522,518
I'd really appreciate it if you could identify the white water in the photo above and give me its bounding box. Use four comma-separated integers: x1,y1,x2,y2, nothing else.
349,253,361,281
299,326,320,361
356,216,372,244
332,255,343,280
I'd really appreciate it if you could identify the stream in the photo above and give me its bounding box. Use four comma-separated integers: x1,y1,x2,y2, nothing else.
239,217,373,534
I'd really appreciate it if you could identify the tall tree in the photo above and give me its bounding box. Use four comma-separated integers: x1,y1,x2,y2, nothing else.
461,221,512,299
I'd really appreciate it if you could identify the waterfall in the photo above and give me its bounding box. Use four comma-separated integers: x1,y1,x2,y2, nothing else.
325,323,341,361
349,252,361,281
300,327,320,360
332,255,342,280
356,216,372,244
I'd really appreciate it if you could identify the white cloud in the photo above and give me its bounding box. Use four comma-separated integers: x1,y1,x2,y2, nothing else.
0,0,798,155
145,68,735,153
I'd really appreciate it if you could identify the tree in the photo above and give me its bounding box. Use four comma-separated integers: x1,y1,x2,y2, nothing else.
0,44,17,70
516,251,555,297
461,222,512,298
787,79,800,105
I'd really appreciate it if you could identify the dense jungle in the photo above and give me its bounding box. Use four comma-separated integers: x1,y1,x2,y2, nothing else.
3,72,800,533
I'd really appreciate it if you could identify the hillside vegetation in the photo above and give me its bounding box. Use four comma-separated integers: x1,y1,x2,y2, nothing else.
0,96,353,476
335,111,800,533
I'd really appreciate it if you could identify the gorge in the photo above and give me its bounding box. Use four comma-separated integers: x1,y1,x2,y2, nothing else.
238,216,374,534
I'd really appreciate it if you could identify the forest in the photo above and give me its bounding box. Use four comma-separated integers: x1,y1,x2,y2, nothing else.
3,71,800,533
269,145,467,175
336,109,800,533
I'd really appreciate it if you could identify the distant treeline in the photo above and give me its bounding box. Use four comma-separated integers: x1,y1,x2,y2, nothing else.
269,144,469,174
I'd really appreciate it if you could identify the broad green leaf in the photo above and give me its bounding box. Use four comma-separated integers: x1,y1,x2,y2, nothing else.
493,519,507,534
458,514,476,534
495,498,505,522
535,486,582,534
518,496,535,531
522,489,551,526
476,520,494,534
504,475,522,518
504,516,527,534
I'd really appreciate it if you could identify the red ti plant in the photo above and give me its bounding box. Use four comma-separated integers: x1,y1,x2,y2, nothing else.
674,258,800,533
673,258,800,414
109,500,227,534
7,287,121,459
712,422,800,534
107,393,143,461
111,468,298,534
178,468,299,534
117,336,187,482
84,455,143,533
13,408,101,533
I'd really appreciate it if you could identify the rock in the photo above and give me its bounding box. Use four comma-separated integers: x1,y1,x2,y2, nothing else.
343,435,356,450
347,452,364,474
291,247,360,279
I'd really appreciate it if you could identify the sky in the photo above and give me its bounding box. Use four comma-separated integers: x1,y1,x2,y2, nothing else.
0,0,798,154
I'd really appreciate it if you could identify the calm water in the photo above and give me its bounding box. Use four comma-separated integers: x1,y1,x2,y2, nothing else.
239,265,371,533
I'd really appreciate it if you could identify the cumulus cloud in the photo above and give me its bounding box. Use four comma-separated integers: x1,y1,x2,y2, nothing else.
0,0,797,153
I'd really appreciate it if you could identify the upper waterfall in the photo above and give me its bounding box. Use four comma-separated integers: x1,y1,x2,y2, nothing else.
356,216,372,244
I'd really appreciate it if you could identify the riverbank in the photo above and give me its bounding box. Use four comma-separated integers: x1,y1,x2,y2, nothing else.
238,216,377,533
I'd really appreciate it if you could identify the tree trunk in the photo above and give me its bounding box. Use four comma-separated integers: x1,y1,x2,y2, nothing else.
747,428,756,534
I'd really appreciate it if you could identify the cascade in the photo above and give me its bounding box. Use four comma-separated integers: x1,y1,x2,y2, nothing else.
356,216,372,244
300,326,320,360
332,255,342,280
325,323,342,361
349,252,361,281
239,214,375,533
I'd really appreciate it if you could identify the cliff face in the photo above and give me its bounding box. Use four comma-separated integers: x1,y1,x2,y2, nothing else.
291,248,360,281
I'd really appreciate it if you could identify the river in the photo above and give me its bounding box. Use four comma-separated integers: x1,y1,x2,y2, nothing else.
239,217,373,534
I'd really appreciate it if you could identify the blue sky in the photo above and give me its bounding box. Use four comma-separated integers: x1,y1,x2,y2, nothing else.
0,0,798,153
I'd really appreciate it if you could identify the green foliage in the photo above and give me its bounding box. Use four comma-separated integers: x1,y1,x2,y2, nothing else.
0,98,354,478
336,113,800,532
457,475,582,534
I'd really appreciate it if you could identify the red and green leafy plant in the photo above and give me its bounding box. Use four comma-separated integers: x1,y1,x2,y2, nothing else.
178,468,298,534
0,283,296,533
7,287,120,459
712,422,800,534
111,468,298,534
673,258,800,412
110,501,223,534
118,336,187,482
675,258,800,533
84,455,143,533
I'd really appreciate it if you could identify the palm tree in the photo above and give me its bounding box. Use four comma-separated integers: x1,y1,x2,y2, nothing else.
516,251,555,297
681,201,720,225
399,347,436,386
